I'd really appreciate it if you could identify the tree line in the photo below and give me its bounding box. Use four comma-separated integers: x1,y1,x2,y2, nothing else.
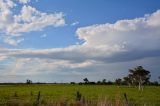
72,66,160,90
0,66,159,89
21,66,160,90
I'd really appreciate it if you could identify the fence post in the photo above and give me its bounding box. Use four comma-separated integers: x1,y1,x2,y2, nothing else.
124,93,129,106
37,91,41,105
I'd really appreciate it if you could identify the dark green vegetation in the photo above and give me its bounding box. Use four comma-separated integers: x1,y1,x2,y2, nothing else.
0,84,160,106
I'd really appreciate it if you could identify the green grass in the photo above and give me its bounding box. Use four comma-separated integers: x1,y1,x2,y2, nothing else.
0,84,159,105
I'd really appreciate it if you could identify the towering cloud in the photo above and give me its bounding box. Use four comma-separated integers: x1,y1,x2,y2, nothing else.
76,10,160,52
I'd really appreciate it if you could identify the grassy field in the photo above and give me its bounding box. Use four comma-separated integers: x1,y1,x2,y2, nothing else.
0,84,159,106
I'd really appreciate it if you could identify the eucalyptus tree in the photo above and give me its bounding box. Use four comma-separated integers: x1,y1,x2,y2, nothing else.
115,78,122,86
83,78,89,84
123,76,132,86
129,66,151,90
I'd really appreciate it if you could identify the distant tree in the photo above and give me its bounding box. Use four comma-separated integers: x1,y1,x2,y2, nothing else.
102,79,106,84
106,81,113,85
152,81,159,86
26,79,32,84
115,78,122,86
123,76,133,87
129,66,151,90
89,82,96,85
83,78,89,84
159,76,160,83
97,81,101,85
78,82,83,85
70,82,76,84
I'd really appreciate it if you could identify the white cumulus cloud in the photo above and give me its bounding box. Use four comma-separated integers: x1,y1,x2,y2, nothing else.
76,10,160,52
0,0,65,45
71,21,79,26
18,0,30,4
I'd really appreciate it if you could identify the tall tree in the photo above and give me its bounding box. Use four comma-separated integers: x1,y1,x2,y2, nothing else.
115,78,122,86
26,79,32,84
129,66,151,90
102,79,106,84
83,78,89,84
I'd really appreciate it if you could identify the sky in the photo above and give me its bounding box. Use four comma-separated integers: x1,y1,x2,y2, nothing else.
0,0,160,83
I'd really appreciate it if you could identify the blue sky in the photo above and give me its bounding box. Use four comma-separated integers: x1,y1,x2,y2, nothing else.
4,0,160,48
0,0,160,82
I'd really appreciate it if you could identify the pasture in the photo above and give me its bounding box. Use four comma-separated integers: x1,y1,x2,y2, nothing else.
0,84,159,106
